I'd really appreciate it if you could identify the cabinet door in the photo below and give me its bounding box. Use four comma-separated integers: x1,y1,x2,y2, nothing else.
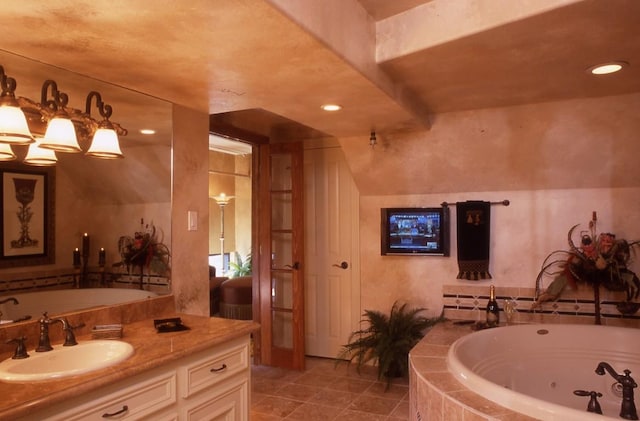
182,379,248,421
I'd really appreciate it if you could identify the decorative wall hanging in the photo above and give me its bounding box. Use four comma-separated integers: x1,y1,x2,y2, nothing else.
439,200,509,280
455,201,492,280
0,162,55,268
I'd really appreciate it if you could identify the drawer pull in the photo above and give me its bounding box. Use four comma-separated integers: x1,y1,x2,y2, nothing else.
102,405,128,418
210,363,227,373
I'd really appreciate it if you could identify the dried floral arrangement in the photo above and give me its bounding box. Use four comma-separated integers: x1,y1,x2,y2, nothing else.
533,212,640,321
114,219,171,279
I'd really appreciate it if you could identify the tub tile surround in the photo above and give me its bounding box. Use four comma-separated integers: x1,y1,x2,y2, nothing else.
412,284,640,421
410,322,540,421
443,283,640,328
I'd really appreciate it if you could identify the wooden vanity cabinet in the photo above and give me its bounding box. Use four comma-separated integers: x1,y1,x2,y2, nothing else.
25,335,250,421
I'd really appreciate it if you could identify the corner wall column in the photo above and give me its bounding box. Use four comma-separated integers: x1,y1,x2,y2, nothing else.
171,104,210,316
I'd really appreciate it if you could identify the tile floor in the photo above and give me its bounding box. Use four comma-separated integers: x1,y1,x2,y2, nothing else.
251,357,410,420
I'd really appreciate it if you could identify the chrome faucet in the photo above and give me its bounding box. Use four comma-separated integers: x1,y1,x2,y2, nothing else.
595,362,638,420
36,312,84,351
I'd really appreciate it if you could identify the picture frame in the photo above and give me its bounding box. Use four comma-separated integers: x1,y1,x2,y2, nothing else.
0,162,55,268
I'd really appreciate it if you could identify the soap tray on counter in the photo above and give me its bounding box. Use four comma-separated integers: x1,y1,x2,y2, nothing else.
91,324,123,339
154,317,190,333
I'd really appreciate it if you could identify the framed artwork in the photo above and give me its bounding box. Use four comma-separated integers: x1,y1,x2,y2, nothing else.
0,163,55,268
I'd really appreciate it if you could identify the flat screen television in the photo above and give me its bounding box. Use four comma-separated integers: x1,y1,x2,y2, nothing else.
381,206,449,256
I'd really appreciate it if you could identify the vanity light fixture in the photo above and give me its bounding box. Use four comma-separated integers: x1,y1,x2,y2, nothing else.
0,143,16,161
321,104,342,112
140,129,156,135
84,91,124,159
0,63,127,164
0,66,35,145
588,61,628,75
23,138,58,166
39,80,82,153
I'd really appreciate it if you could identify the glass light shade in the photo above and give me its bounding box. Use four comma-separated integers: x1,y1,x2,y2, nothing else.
212,193,234,206
0,104,35,145
24,138,58,166
0,143,16,161
85,127,123,159
39,116,82,152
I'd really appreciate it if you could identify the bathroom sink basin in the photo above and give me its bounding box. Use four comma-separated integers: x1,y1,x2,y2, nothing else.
0,340,134,382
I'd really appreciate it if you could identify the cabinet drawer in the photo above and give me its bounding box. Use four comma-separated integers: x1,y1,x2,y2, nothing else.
181,337,249,398
49,371,177,421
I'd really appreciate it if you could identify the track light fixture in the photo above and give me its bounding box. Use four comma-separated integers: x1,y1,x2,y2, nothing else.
369,130,377,148
0,63,127,165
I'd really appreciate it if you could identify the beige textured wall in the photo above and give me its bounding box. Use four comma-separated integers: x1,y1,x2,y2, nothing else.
209,150,237,255
233,154,252,264
171,105,210,316
341,93,640,316
208,152,252,264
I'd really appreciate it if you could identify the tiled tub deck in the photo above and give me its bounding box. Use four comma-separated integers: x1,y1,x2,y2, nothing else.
409,322,538,421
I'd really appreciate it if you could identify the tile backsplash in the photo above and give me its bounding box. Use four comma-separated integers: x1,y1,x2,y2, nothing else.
443,283,640,328
0,267,170,295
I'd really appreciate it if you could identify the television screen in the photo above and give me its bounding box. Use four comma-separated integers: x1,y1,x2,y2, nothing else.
381,207,449,256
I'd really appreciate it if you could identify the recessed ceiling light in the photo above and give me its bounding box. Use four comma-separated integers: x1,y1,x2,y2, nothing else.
321,104,342,112
139,129,156,135
588,61,628,75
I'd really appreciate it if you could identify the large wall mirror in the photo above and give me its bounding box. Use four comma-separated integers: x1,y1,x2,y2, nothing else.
0,49,172,303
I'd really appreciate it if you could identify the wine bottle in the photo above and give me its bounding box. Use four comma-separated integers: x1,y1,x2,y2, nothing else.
486,285,500,327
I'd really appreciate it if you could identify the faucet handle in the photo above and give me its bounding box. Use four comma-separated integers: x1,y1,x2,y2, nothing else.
6,336,29,360
574,390,603,414
62,320,85,346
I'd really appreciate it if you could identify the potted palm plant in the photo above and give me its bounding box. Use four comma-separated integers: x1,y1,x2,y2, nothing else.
228,252,251,278
337,301,444,389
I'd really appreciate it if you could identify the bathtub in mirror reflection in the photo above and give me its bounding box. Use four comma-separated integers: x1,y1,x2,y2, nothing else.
0,289,159,324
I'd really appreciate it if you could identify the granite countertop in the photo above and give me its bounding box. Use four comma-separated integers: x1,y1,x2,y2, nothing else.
0,314,260,420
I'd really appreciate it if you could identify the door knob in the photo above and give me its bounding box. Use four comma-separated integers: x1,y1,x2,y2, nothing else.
284,262,300,270
332,261,349,269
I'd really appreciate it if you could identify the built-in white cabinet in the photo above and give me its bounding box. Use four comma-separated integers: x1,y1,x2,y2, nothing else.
24,336,250,421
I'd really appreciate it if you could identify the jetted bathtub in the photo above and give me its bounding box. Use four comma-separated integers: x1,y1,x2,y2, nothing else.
0,288,158,322
447,324,640,421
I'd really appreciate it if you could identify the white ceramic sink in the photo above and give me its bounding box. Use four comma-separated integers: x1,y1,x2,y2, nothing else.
0,340,134,382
